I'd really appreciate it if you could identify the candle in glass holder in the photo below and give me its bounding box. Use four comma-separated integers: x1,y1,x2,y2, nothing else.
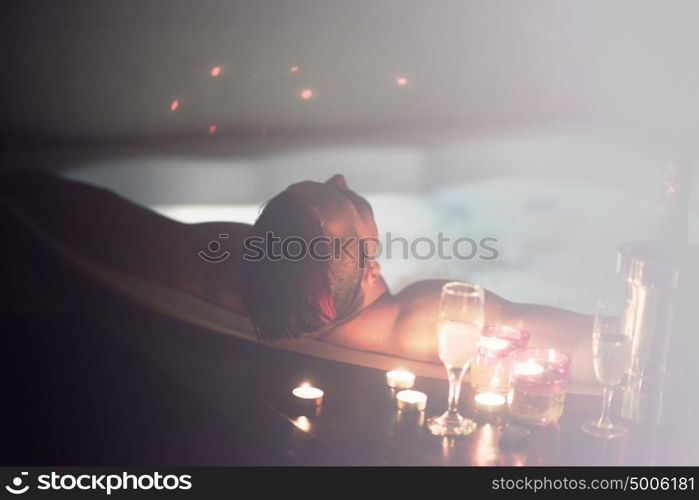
508,348,570,425
470,326,529,394
516,359,545,376
396,390,427,412
386,370,416,390
474,392,507,412
483,325,530,350
292,383,324,417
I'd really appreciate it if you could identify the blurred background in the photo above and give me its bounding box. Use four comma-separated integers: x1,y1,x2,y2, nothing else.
2,0,698,313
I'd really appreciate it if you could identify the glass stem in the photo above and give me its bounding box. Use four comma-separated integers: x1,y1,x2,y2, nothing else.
446,366,466,417
597,385,614,428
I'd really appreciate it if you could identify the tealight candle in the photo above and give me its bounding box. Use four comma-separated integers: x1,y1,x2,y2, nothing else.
474,392,507,412
292,383,324,401
514,359,545,377
396,390,427,412
479,336,511,351
386,370,416,390
395,408,425,426
292,383,324,417
482,325,530,350
471,326,529,395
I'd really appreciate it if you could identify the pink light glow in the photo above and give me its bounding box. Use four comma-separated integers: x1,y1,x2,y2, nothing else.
208,125,217,134
396,77,408,86
211,66,221,77
290,66,299,73
300,89,313,100
170,99,179,111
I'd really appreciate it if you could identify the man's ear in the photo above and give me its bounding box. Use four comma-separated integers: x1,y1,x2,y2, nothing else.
326,174,348,190
362,259,381,284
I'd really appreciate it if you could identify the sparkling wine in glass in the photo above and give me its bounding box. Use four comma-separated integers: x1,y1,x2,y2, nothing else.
581,302,632,439
427,281,484,436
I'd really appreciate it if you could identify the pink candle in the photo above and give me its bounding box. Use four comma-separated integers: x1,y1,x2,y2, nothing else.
509,348,570,425
471,325,529,394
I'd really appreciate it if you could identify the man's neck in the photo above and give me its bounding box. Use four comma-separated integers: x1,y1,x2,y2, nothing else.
362,275,389,309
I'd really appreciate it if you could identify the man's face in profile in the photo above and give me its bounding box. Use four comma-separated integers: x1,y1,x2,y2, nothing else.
286,175,382,321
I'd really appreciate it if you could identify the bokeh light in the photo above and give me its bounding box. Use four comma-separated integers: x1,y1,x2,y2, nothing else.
292,416,312,432
211,66,221,77
170,99,179,111
300,89,313,100
396,77,408,86
208,125,217,134
290,66,299,73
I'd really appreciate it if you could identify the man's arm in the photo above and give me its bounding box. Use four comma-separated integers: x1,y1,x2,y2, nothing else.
326,279,595,386
506,300,595,386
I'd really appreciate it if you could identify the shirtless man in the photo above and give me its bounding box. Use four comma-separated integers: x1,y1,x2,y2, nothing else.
1,171,594,384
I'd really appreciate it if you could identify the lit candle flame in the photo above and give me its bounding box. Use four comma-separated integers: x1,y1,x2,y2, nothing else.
292,383,324,400
475,392,506,408
479,336,510,351
386,370,415,389
515,359,544,376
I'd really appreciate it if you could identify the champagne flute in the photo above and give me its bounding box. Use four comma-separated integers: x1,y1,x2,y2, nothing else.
427,281,484,436
581,302,632,439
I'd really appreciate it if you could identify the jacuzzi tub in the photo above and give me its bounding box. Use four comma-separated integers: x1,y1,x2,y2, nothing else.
63,133,699,314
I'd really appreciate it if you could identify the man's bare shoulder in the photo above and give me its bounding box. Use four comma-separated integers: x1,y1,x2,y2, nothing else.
393,280,446,317
311,280,447,362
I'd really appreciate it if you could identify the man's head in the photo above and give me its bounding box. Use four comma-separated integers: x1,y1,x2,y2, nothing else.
240,175,382,341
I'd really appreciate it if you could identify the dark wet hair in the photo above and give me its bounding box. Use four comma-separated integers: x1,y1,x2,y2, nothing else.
240,190,363,341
